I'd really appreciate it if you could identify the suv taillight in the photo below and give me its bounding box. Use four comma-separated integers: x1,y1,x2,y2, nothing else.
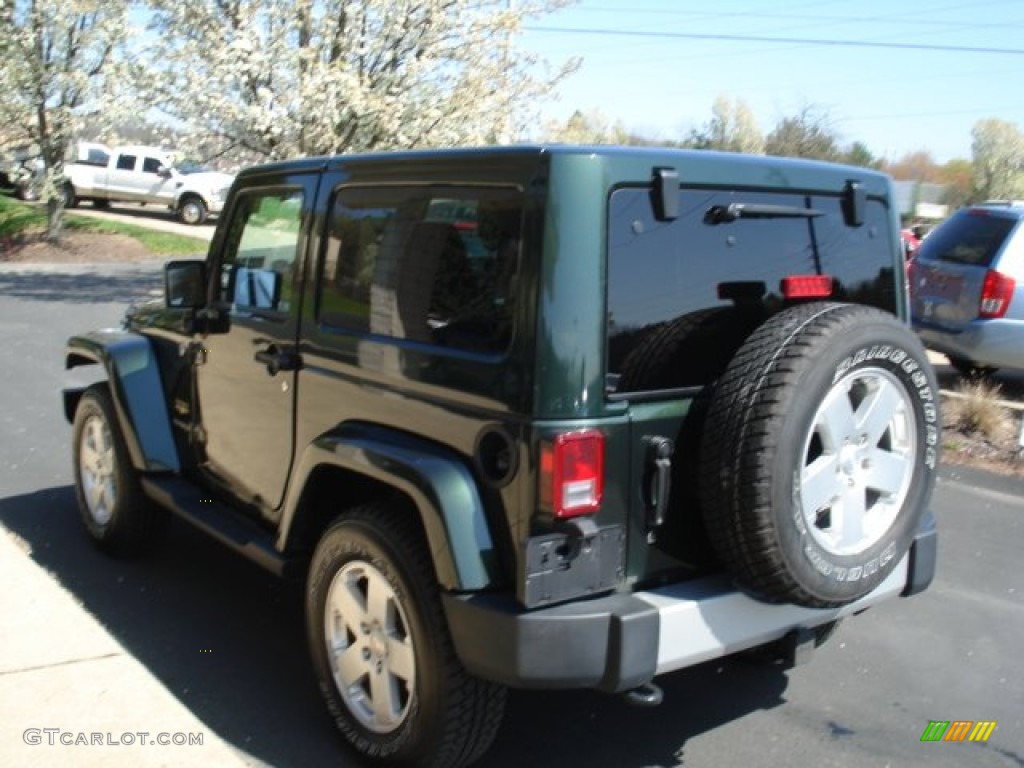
539,430,604,518
979,269,1015,319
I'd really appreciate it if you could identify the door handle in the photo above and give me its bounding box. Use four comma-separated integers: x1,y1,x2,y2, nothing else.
254,344,302,375
642,436,674,538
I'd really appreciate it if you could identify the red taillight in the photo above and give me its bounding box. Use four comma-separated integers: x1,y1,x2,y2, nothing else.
781,274,834,299
979,269,1015,319
539,430,604,518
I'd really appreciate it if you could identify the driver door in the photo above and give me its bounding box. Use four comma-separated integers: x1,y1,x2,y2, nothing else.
193,172,319,512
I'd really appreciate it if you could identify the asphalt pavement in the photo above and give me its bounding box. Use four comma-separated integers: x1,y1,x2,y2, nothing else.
0,261,1022,768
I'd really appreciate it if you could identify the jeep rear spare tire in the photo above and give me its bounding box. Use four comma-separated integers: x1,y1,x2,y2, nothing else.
700,303,939,608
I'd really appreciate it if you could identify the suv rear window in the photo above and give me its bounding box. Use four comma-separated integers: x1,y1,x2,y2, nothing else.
607,187,896,392
915,209,1017,267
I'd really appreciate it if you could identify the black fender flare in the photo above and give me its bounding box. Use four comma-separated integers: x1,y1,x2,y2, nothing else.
280,422,499,592
64,330,180,473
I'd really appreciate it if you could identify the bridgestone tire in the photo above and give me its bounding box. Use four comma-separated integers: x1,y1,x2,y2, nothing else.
72,385,167,556
307,503,506,768
700,303,939,608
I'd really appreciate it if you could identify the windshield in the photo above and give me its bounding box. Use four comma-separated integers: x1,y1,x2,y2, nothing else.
176,163,211,175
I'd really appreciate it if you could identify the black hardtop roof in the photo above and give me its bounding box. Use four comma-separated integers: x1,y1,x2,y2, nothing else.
234,144,893,198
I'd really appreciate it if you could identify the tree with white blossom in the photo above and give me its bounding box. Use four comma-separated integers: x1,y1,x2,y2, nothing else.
0,0,129,239
142,0,578,162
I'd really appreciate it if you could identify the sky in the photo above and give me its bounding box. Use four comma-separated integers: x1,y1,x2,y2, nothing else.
520,0,1024,163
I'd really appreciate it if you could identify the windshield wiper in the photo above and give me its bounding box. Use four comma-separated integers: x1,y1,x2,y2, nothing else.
704,203,824,225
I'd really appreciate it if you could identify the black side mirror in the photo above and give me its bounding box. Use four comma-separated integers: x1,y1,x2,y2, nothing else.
165,260,206,309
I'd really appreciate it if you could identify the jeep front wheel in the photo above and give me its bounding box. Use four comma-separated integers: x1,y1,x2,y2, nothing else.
700,303,939,608
307,503,506,767
72,385,166,555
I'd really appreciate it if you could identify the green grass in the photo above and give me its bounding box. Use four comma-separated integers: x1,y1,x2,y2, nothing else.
0,193,208,256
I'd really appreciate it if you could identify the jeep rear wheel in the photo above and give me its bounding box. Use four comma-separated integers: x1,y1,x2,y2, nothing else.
307,503,506,767
72,385,166,555
700,303,939,608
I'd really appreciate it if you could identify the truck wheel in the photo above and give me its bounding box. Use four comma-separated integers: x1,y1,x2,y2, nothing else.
178,196,207,225
700,303,939,608
63,184,78,209
92,199,110,210
72,385,166,556
15,183,39,202
307,503,506,768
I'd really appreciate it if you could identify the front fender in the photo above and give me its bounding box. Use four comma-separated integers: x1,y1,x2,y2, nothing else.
281,423,498,592
65,330,180,473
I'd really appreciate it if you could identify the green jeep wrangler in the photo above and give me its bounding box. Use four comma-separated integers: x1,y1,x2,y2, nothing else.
64,146,938,767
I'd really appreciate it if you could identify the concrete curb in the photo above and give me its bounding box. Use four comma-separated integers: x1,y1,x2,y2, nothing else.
0,527,254,768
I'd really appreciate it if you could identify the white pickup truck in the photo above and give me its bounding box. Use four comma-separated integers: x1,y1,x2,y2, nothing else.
64,144,234,225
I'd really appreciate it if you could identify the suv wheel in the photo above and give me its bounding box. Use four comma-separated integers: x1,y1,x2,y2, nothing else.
700,303,939,608
307,503,506,768
72,385,166,555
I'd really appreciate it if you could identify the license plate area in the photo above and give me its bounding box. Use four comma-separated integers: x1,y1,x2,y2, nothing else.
519,525,625,608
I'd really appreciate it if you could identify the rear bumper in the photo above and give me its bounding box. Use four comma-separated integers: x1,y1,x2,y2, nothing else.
915,318,1024,369
444,512,937,692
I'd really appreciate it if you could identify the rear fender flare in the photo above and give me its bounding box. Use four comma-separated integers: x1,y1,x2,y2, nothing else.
281,423,498,591
65,330,179,473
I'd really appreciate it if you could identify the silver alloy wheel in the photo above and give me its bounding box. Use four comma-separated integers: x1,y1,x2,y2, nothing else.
79,414,117,526
324,560,416,734
799,367,917,557
180,200,203,225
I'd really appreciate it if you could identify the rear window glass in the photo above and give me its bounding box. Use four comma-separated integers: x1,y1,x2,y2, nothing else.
607,187,896,393
916,210,1017,267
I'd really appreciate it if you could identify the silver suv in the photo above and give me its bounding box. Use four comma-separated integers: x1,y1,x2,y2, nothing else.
910,201,1024,375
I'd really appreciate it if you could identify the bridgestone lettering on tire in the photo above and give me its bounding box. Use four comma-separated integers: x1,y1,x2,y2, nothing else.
700,303,939,608
306,503,506,767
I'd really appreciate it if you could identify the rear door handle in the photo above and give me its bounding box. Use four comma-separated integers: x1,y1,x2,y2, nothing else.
254,344,302,375
642,436,674,538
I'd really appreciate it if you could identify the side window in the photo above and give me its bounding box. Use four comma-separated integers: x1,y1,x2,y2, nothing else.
216,188,305,313
318,185,522,355
142,157,163,174
115,154,137,171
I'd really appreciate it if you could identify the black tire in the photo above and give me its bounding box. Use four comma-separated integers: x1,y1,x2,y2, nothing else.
700,303,939,608
72,385,167,556
178,196,207,225
63,183,78,209
92,199,111,210
947,355,997,379
307,502,506,768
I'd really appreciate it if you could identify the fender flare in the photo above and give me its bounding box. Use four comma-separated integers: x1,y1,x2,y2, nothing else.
65,330,180,473
280,423,498,592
